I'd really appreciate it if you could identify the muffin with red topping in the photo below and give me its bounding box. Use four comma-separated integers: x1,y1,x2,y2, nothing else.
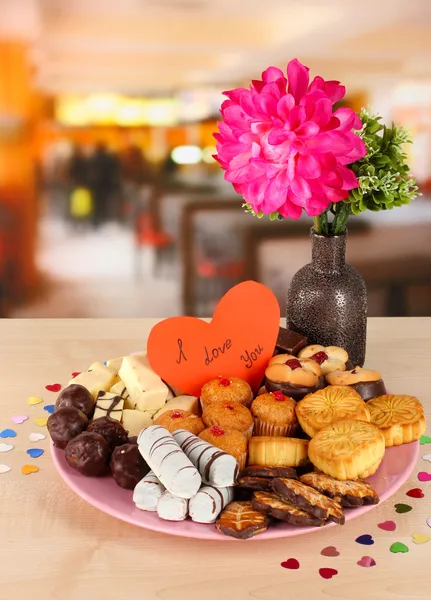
154,409,205,435
251,391,297,437
203,402,254,439
200,376,253,411
265,354,325,401
199,426,248,470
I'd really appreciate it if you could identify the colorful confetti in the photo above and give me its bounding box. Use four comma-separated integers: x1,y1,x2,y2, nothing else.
422,454,431,462
420,435,431,445
27,396,43,405
21,464,39,475
281,558,300,570
43,405,55,414
390,542,409,554
355,534,374,546
395,503,413,513
320,546,340,557
26,448,44,459
71,372,81,378
357,556,376,567
34,417,48,427
412,533,430,544
0,464,11,474
45,384,61,393
427,518,431,528
378,520,396,531
319,568,338,580
0,429,17,438
406,488,424,498
0,443,13,453
11,415,28,424
418,472,431,482
29,432,46,442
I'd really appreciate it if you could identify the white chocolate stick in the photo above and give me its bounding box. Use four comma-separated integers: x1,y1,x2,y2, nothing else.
172,429,239,488
157,491,189,521
189,485,234,524
138,426,201,499
133,471,165,512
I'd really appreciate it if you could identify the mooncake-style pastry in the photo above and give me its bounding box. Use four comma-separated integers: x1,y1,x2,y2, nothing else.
138,426,201,499
157,491,189,521
326,367,386,401
366,394,426,447
265,354,325,401
299,471,379,508
248,436,309,468
173,429,238,487
189,485,234,523
133,471,165,511
308,419,386,480
216,501,269,539
251,391,297,437
298,345,349,375
295,385,370,438
252,491,325,527
271,477,345,524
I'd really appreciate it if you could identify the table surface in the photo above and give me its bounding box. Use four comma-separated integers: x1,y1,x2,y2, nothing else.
1,317,430,600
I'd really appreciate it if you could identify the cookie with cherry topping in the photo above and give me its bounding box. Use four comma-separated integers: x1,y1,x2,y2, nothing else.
265,353,325,401
298,345,349,375
326,366,386,401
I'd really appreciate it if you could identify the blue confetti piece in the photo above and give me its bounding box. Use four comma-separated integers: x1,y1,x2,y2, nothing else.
43,405,55,414
26,448,44,459
355,534,374,546
0,429,17,438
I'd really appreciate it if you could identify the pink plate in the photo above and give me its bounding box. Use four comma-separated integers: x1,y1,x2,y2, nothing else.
51,441,419,541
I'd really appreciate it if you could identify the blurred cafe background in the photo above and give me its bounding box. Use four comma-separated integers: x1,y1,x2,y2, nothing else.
1,0,431,319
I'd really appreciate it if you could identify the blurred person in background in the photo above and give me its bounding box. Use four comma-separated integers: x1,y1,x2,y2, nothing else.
120,144,152,219
88,142,120,227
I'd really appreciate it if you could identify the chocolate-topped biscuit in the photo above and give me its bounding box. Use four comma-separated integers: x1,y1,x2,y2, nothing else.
271,477,345,524
276,328,308,356
300,472,379,508
252,491,325,527
237,476,273,491
216,501,269,539
243,465,298,480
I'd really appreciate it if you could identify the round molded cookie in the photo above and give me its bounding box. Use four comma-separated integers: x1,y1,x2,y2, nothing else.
366,394,426,447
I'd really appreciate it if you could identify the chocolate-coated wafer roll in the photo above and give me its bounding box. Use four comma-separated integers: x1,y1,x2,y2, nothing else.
189,485,234,523
138,426,201,499
133,471,165,511
157,491,189,521
173,429,238,487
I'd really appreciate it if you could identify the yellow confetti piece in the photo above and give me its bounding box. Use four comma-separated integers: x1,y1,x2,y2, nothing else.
34,417,48,427
412,533,430,544
27,396,43,405
21,464,39,475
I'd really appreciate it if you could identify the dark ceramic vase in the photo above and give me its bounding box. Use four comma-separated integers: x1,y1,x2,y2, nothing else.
286,228,367,366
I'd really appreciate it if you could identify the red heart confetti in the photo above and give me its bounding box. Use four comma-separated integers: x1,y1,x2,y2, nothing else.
378,520,396,531
357,556,376,568
281,558,300,570
418,472,431,482
321,546,340,557
46,384,61,393
319,568,338,580
71,372,81,378
406,488,424,498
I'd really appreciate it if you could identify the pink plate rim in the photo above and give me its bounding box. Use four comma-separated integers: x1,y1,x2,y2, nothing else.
51,440,419,541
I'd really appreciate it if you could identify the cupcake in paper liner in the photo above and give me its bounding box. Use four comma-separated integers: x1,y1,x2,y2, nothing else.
251,391,298,437
202,401,254,440
200,376,253,411
199,426,248,472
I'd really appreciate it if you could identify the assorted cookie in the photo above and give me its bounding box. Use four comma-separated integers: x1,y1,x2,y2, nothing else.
48,328,425,540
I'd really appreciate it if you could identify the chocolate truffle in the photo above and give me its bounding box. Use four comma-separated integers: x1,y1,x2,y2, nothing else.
110,443,150,489
87,416,128,450
47,407,89,449
55,384,95,419
127,436,138,445
65,432,110,476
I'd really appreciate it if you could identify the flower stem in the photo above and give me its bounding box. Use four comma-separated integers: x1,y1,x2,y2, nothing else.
314,212,329,235
332,203,351,235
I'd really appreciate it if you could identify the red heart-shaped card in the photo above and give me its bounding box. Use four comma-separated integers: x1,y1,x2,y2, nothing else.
147,281,280,397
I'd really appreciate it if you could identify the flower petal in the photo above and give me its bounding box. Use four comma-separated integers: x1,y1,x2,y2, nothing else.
339,166,360,190
277,94,295,120
295,121,319,140
291,173,311,200
262,66,286,84
287,58,310,104
312,98,333,127
297,153,322,179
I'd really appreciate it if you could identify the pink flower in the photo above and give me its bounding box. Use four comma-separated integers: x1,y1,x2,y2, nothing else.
214,59,366,219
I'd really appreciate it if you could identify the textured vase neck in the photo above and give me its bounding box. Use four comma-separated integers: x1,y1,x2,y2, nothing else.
311,229,347,274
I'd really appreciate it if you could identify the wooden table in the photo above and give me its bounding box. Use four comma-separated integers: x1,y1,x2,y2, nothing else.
1,318,430,600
